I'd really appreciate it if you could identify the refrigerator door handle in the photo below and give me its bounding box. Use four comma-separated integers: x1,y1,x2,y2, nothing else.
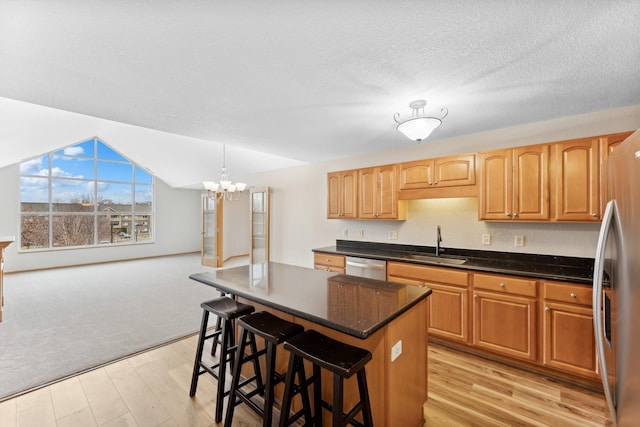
593,199,616,423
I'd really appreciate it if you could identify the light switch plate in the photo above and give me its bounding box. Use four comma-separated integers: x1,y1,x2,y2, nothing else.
388,231,398,240
482,234,491,245
391,340,402,362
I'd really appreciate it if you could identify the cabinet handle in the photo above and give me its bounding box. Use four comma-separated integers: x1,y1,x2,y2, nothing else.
545,306,550,312
512,213,518,217
591,213,598,217
570,293,577,298
499,283,505,288
473,293,477,298
506,212,512,217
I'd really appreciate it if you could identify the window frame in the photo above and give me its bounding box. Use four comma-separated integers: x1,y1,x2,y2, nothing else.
18,137,155,252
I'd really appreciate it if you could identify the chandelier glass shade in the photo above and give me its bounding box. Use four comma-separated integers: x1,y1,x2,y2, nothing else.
394,100,448,142
203,144,246,201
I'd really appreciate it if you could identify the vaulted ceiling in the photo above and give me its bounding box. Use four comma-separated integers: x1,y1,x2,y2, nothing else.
1,1,639,188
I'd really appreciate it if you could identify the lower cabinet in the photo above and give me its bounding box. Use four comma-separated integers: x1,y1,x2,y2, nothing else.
313,252,345,273
472,273,537,362
542,280,598,378
387,262,469,344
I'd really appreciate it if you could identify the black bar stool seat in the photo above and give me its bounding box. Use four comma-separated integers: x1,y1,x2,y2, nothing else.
189,297,256,423
224,311,305,427
279,329,374,427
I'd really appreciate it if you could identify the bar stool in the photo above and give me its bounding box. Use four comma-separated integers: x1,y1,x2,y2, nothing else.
224,311,304,427
279,329,374,427
189,297,257,423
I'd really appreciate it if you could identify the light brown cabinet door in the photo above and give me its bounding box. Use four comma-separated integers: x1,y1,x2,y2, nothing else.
479,149,512,220
473,290,537,361
425,282,469,343
376,164,398,218
554,138,599,221
327,172,341,218
358,167,377,219
480,145,549,221
327,170,358,219
513,144,549,220
358,165,404,219
399,159,435,190
434,154,476,187
542,301,597,378
399,154,475,190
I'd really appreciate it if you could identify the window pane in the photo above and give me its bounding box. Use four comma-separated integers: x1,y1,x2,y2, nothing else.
97,143,126,162
21,215,49,249
98,182,132,211
19,155,48,176
20,177,49,212
97,214,132,244
52,215,94,247
135,166,152,184
97,161,132,182
51,156,94,179
55,139,94,158
135,184,153,213
51,179,95,212
134,214,152,242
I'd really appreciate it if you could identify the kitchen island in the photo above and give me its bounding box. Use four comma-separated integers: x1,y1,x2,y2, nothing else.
190,262,431,427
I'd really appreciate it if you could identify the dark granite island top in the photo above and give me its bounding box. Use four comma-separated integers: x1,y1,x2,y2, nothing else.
189,261,431,339
190,262,431,426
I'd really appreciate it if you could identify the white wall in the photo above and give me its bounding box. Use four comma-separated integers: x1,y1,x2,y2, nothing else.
0,162,202,272
245,105,640,268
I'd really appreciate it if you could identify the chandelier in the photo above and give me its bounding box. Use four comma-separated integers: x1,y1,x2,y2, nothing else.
203,144,247,201
394,99,448,142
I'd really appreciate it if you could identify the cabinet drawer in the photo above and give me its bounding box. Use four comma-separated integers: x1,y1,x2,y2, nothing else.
314,253,345,268
543,281,592,306
473,273,537,297
387,262,468,287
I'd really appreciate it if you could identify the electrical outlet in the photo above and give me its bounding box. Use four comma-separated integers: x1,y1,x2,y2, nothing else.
359,229,364,238
482,234,491,245
391,340,402,362
388,231,398,240
515,235,524,247
342,228,348,238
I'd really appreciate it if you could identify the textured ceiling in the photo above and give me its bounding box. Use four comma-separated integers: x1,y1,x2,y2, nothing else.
1,0,639,187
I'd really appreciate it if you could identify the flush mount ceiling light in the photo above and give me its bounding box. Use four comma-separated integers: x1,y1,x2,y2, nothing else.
394,99,448,142
203,144,247,202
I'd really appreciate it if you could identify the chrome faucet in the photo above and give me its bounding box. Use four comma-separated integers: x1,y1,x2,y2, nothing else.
436,225,442,256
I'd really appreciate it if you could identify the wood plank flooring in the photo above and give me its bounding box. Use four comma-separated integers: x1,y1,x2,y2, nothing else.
0,335,612,426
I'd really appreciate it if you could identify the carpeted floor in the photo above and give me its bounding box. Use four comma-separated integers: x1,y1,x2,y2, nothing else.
0,253,233,401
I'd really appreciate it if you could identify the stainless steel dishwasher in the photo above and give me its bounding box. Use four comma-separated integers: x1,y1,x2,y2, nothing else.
345,256,387,280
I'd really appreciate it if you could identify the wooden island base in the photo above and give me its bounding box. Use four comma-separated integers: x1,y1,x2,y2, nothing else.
237,297,429,427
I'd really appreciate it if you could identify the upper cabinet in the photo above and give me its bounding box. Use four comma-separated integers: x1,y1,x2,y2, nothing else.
479,145,549,221
327,165,406,220
398,154,477,199
327,169,358,219
326,131,633,223
551,137,600,221
359,165,406,220
550,131,633,222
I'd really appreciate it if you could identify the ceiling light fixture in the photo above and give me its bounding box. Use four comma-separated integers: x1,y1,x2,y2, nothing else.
203,144,247,202
394,99,448,142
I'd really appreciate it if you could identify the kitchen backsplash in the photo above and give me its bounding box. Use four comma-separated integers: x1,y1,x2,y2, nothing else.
330,197,601,259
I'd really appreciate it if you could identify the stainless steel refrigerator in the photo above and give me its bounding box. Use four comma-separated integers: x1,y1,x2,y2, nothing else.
594,129,640,426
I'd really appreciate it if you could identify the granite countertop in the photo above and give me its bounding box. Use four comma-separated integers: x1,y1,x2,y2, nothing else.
190,262,431,339
314,240,595,285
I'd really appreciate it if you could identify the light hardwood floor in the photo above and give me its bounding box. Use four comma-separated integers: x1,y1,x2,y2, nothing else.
0,336,612,427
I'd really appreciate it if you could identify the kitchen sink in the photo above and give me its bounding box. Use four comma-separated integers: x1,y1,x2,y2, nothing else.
402,254,468,265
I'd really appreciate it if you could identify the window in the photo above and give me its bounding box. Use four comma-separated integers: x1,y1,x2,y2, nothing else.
20,138,154,250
